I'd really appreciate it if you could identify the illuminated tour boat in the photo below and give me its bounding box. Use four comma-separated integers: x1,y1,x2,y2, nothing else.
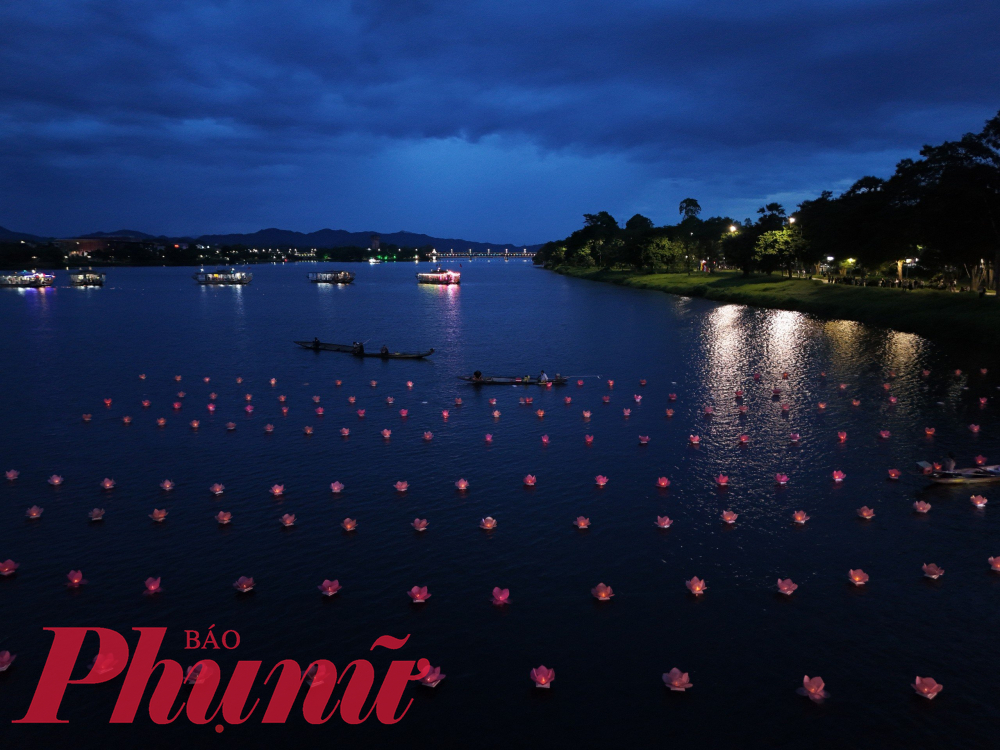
192,268,253,285
307,270,355,284
69,271,106,286
417,266,461,285
0,270,55,288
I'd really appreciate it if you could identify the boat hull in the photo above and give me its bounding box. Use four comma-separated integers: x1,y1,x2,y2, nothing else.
458,376,568,386
294,341,434,359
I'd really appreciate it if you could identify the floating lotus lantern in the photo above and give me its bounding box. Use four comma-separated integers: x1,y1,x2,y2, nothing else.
912,677,944,700
591,582,614,601
685,577,707,595
412,518,428,531
491,587,510,606
922,563,944,579
530,666,554,688
407,585,431,603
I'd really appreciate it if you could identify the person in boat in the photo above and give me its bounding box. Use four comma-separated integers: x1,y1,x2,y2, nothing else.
539,370,548,383
380,345,389,355
943,452,956,472
312,337,321,350
473,370,483,381
352,341,364,355
522,375,530,384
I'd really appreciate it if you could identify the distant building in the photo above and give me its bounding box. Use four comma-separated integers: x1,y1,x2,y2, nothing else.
370,234,380,251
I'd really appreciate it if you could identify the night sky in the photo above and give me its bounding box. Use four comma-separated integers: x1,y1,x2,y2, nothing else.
2,0,998,242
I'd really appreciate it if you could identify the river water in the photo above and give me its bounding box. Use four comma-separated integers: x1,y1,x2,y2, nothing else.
1,262,997,748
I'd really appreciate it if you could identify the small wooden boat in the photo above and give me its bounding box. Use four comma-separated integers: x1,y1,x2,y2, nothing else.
0,270,55,288
70,271,106,286
294,341,434,359
193,268,252,285
917,461,1000,484
458,375,569,386
417,267,460,285
308,270,355,284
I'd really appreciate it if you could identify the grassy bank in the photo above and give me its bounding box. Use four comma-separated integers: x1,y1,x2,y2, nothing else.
554,267,1000,348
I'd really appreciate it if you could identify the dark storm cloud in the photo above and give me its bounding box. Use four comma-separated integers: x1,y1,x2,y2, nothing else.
1,0,998,240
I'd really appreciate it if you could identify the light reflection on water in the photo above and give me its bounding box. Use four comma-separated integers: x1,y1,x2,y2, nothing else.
0,262,997,748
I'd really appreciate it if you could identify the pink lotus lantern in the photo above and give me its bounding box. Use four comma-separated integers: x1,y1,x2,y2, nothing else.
574,516,590,529
341,518,358,531
412,518,428,532
925,427,935,436
485,433,493,443
101,478,115,490
655,516,673,528
279,513,296,527
832,470,846,482
912,676,943,700
89,508,105,521
0,559,20,576
541,435,550,445
394,481,409,492
739,434,750,445
595,475,609,487
523,474,537,486
662,668,692,692
913,501,931,513
340,427,350,436
491,587,510,606
144,577,163,595
149,508,168,523
715,474,729,487
656,477,670,488
970,424,981,433
665,408,674,417
530,665,555,688
971,494,988,508
591,582,614,600
233,576,255,593
685,576,707,595
269,484,284,496
48,474,63,486
424,431,433,440
381,428,391,439
26,505,43,519
639,435,650,444
975,454,987,465
922,563,944,579
848,569,869,586
318,579,341,597
857,506,875,519
66,570,87,588
584,434,594,445
799,675,828,703
455,478,469,490
479,516,498,530
721,510,738,523
689,434,700,445
407,585,431,603
888,468,901,479
792,510,809,524
215,511,232,524
777,578,798,595
776,473,789,485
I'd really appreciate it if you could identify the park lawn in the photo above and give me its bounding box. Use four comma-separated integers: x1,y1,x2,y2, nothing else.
555,267,1000,349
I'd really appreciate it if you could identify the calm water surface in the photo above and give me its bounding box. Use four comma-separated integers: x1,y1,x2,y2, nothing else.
1,262,998,749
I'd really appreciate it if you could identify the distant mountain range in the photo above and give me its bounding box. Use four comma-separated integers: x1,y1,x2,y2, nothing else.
0,225,544,252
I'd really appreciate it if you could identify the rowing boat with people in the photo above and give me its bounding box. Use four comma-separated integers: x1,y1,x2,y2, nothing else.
917,461,1000,484
294,341,434,359
458,375,569,386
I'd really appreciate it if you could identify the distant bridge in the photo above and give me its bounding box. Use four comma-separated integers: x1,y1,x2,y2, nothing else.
430,249,535,259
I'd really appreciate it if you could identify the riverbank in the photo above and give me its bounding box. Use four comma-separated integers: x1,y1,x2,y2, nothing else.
554,267,1000,348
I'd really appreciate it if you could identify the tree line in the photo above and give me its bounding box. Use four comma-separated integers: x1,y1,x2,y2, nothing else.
535,109,1000,289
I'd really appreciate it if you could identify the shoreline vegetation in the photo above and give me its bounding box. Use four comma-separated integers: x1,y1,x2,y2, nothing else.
554,266,1000,348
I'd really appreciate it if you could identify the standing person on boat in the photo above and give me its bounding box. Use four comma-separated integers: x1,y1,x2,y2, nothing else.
312,337,321,350
380,345,389,356
352,341,364,355
539,370,548,383
473,370,483,381
943,452,956,472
